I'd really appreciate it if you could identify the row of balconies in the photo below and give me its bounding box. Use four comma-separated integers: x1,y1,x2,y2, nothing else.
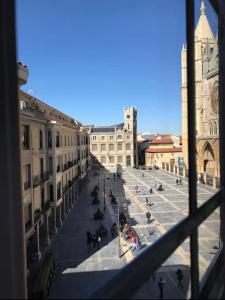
24,172,49,191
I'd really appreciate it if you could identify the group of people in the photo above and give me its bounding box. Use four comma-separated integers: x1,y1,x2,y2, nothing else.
176,178,183,185
156,268,184,298
155,182,163,191
145,197,153,207
86,230,101,250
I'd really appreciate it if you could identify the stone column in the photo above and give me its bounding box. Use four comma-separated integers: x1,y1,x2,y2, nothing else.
63,196,66,218
32,223,42,261
67,193,71,213
183,168,186,179
204,173,207,185
213,177,217,189
57,205,62,226
51,207,57,234
42,214,50,245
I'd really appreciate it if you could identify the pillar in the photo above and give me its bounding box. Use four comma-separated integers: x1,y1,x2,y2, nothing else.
42,214,50,245
63,196,66,218
213,177,217,189
32,223,42,261
57,205,62,226
51,207,57,234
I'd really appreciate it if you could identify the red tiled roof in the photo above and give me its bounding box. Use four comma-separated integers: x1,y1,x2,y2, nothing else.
145,147,182,153
150,138,173,144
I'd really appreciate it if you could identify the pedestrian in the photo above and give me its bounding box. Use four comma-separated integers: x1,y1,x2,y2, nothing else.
96,235,101,250
145,197,149,206
92,234,97,249
179,178,183,185
149,188,153,194
111,223,117,238
176,179,179,185
86,230,92,248
113,173,115,181
176,268,184,289
142,172,145,177
146,211,151,223
158,277,165,299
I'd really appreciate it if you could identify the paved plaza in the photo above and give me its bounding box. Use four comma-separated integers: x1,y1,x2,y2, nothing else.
49,167,220,299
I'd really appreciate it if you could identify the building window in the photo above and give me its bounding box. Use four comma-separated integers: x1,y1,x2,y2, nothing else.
117,135,122,139
209,122,213,135
109,156,114,163
56,131,60,147
214,122,218,135
128,124,130,130
92,144,97,151
23,164,31,190
109,144,114,151
110,136,113,140
101,156,106,163
57,182,61,200
64,136,66,146
118,143,122,151
22,125,30,149
126,143,131,150
101,136,105,140
118,156,123,163
48,130,52,148
93,136,96,141
39,130,43,149
101,144,106,151
48,156,53,174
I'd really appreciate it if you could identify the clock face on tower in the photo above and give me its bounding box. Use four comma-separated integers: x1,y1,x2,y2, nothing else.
210,83,219,115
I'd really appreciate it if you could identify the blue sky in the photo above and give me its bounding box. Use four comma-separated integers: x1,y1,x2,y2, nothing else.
16,0,217,134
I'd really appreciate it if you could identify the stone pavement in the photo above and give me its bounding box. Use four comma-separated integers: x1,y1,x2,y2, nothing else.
49,167,220,299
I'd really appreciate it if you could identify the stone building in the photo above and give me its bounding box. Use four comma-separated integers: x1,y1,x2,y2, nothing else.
18,63,90,268
85,107,138,170
145,135,182,173
181,1,219,187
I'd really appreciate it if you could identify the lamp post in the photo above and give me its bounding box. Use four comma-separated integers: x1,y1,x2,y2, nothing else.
97,170,99,190
103,172,106,211
117,195,121,258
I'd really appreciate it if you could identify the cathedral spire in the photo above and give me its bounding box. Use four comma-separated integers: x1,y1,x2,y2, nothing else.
200,1,206,15
195,0,214,40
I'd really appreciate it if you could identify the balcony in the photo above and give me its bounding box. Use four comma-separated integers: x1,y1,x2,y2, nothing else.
57,190,61,200
24,181,31,191
25,220,32,233
33,175,40,188
42,200,50,213
34,209,42,224
40,172,49,183
56,165,61,173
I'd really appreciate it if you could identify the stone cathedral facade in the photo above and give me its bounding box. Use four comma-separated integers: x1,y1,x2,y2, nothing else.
182,1,219,187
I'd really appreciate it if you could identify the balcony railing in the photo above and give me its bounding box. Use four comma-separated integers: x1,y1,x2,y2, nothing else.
25,220,32,233
24,181,31,191
40,172,49,183
62,161,74,172
34,209,42,224
57,190,61,200
33,175,40,188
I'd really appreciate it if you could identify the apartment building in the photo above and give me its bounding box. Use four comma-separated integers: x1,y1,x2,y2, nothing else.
18,63,90,266
84,107,138,170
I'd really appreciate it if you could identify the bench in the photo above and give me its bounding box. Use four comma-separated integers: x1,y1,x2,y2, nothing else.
33,253,55,299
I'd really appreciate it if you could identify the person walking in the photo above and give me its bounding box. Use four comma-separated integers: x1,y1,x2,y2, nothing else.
86,230,92,248
145,197,149,206
111,223,117,238
92,234,97,249
179,178,183,185
158,277,165,299
149,187,153,194
146,211,151,223
176,268,184,289
96,235,101,250
176,179,179,185
113,173,115,181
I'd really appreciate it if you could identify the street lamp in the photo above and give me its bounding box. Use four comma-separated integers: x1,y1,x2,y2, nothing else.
103,172,106,211
117,194,121,258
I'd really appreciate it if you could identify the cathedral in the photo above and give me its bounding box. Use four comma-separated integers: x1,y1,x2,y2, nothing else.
182,1,219,188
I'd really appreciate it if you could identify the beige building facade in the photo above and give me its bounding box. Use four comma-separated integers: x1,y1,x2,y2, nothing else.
145,136,182,174
18,63,90,266
182,1,219,187
85,107,138,170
